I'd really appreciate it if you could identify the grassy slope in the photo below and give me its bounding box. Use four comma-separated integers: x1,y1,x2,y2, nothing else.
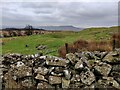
1,26,118,56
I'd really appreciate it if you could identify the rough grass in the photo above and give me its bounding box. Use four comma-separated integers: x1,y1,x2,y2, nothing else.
1,26,118,56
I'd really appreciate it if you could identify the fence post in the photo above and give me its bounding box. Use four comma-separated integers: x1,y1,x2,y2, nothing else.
65,43,69,54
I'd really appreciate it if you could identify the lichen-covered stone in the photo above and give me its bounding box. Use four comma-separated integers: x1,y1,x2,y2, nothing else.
34,67,48,75
94,62,112,76
75,60,83,69
63,70,71,80
96,77,120,89
62,78,70,88
71,74,81,83
35,74,47,82
66,53,76,65
46,56,66,67
2,49,120,89
12,65,32,78
49,76,62,85
80,68,95,85
37,82,54,89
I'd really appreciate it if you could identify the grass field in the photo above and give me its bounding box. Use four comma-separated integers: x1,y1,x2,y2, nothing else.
1,26,118,56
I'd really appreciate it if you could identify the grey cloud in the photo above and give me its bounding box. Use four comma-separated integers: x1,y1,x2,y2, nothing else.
2,1,118,28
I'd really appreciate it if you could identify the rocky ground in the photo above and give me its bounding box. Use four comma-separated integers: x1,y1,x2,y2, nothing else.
0,48,120,90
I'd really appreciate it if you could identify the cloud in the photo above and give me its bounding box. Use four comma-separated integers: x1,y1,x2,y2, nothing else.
1,1,118,28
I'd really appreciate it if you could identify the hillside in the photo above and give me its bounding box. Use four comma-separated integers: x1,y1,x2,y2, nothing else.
1,26,119,56
37,25,83,31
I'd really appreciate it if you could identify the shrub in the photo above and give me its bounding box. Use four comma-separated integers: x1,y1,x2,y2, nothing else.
112,32,120,48
58,40,112,58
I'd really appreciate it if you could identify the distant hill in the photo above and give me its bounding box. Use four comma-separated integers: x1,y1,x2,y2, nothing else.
2,25,84,31
38,25,84,31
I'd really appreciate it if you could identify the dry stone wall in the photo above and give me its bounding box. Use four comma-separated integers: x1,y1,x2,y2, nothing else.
0,48,120,89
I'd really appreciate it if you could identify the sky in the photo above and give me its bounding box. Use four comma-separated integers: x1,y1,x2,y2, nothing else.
0,0,119,28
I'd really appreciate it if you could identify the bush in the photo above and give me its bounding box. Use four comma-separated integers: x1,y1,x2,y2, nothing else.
58,40,112,58
112,32,120,48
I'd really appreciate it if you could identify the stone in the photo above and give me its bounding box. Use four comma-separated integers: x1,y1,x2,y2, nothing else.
49,76,62,85
3,72,22,89
48,67,55,74
111,72,120,84
37,45,47,50
94,62,112,76
50,67,64,76
112,65,120,72
103,51,120,64
2,51,120,89
69,82,84,88
66,53,76,65
96,77,120,89
21,78,34,87
46,56,66,67
102,52,113,62
62,78,70,88
75,60,83,69
94,51,108,59
87,60,97,68
63,70,71,80
80,68,95,85
15,61,25,67
13,65,32,78
37,82,54,89
34,67,48,75
51,72,63,77
100,52,108,59
3,53,23,64
34,58,46,67
71,74,81,83
35,74,47,82
84,51,95,59
54,67,64,73
24,60,34,67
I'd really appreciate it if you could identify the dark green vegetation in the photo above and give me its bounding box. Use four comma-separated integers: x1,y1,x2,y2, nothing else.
1,26,118,56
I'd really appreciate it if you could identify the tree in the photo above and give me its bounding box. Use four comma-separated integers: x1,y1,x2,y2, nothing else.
24,25,33,35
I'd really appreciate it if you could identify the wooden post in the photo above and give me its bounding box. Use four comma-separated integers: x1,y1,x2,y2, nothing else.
65,43,69,54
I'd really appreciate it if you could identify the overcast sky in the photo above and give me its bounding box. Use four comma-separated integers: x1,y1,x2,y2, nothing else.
1,0,119,28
